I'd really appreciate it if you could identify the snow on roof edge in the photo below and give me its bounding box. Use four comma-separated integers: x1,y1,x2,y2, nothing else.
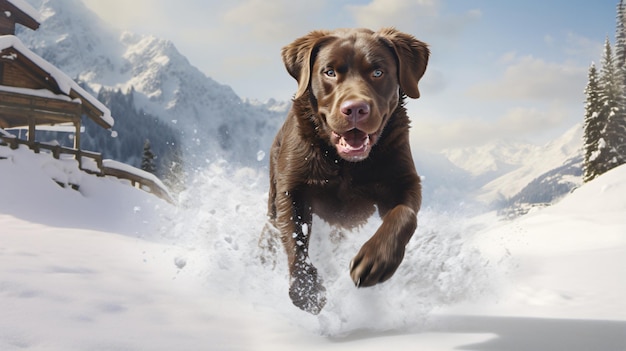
0,35,114,128
0,84,77,102
6,0,41,23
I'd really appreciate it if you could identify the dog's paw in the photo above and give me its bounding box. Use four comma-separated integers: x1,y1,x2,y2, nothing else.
349,239,405,288
289,262,327,315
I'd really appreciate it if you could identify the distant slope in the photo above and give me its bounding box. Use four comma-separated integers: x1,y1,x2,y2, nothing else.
497,154,583,217
441,140,541,185
476,124,583,206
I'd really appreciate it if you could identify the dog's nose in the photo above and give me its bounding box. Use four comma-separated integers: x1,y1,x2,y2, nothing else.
340,100,370,123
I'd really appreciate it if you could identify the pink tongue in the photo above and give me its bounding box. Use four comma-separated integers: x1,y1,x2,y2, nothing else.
343,129,368,147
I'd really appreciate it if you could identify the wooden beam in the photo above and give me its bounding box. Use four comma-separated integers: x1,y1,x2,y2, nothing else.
68,89,112,129
28,115,34,143
74,117,81,150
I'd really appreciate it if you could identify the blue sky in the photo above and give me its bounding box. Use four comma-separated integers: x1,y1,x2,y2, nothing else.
80,0,618,151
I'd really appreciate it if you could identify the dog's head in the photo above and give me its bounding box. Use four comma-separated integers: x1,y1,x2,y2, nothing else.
282,28,429,162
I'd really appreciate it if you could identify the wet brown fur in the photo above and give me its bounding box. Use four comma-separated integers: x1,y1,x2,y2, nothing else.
262,28,429,314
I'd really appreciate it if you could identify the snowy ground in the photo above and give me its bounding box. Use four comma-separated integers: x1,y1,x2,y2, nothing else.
1,145,625,350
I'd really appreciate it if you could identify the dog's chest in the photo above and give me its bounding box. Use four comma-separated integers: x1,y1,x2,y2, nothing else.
305,165,386,227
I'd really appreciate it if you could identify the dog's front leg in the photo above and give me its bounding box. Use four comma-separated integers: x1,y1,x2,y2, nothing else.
277,190,326,314
349,172,421,288
349,204,417,287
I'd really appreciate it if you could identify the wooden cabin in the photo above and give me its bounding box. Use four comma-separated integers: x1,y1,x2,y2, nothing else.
0,0,174,203
0,0,113,150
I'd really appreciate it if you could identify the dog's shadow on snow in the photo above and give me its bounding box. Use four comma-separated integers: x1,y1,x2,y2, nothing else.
329,315,626,351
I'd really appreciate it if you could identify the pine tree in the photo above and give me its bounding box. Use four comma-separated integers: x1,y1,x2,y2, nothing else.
615,0,626,72
612,0,626,162
582,1,626,182
583,63,605,182
607,0,626,165
597,38,623,173
141,139,156,174
600,38,626,173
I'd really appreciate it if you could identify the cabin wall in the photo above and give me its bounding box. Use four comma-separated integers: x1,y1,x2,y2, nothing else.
0,16,16,35
1,60,42,89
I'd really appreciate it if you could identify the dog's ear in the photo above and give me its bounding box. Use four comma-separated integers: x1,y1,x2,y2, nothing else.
281,30,333,99
377,28,429,99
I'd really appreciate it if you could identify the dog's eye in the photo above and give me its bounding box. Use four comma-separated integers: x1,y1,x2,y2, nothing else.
324,69,336,77
372,69,384,78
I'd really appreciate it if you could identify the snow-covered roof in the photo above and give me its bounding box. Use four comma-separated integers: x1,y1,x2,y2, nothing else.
0,84,77,102
0,35,114,128
6,0,40,24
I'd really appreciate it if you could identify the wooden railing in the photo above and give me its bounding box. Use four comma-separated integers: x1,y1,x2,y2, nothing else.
1,134,175,204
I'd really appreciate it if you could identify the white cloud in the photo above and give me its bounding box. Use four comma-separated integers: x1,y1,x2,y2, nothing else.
348,0,438,29
420,68,448,95
348,0,481,41
222,0,328,43
409,103,573,151
563,32,604,63
81,0,169,32
467,54,587,102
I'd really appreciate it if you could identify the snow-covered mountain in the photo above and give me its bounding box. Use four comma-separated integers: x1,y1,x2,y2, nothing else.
442,140,542,185
434,124,584,212
476,124,583,206
16,0,286,168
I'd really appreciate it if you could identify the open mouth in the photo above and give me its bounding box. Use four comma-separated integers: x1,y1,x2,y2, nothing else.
333,129,371,161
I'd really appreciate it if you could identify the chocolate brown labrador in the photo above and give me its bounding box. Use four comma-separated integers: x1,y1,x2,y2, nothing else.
261,28,429,314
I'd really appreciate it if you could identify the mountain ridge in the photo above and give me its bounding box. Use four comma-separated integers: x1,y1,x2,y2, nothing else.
17,0,285,167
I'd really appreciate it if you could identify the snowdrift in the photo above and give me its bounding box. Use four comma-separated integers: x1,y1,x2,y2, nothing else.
1,145,625,350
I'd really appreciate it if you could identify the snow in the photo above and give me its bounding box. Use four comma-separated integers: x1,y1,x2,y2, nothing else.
1,141,625,350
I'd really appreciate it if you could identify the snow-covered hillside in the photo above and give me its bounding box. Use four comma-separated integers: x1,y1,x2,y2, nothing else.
0,144,169,234
1,137,625,350
16,0,286,167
